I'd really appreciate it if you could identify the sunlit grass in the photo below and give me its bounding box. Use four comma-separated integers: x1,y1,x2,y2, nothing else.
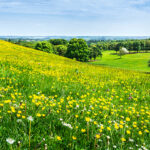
0,41,149,149
89,50,150,72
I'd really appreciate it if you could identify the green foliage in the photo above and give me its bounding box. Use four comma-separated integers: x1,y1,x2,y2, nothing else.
55,45,67,56
133,41,141,52
66,38,90,62
88,39,150,53
89,45,102,60
35,41,54,53
49,39,68,45
115,43,123,53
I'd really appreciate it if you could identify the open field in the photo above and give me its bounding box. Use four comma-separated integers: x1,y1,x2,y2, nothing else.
89,51,150,72
0,41,150,149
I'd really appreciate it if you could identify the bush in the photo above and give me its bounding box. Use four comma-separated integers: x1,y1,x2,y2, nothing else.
55,45,67,56
35,41,54,53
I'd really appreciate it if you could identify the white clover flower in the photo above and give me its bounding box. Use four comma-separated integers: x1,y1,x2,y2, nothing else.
62,122,73,129
45,144,48,150
107,136,110,139
129,138,134,142
37,92,40,95
27,116,33,121
17,119,22,123
129,147,133,149
141,146,148,150
97,124,100,127
76,105,79,108
60,118,63,121
6,138,15,144
113,145,117,148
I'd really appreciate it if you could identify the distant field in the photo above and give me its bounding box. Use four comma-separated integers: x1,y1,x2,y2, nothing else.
89,51,150,72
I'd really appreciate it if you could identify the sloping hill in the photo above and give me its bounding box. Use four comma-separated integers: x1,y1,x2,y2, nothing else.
89,51,150,72
0,41,150,150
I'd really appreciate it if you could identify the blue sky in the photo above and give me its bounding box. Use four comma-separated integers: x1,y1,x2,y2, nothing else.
0,0,150,36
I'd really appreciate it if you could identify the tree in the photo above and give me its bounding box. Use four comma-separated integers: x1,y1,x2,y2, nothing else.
133,41,141,53
90,45,102,60
49,39,68,45
35,41,54,53
55,45,67,56
89,48,93,60
66,38,89,62
115,43,123,53
119,47,129,58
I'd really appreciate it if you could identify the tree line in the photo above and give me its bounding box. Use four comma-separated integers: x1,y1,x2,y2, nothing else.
7,38,102,62
88,39,150,53
6,38,150,62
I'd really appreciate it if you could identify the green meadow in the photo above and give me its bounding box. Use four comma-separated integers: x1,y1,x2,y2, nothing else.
89,51,150,72
0,41,149,150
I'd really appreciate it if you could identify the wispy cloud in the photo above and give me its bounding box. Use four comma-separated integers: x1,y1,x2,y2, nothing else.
0,0,150,35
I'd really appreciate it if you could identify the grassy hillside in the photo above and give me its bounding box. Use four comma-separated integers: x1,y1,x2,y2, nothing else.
89,51,150,72
0,40,150,150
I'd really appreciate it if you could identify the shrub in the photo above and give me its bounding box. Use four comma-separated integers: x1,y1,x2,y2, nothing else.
35,41,54,53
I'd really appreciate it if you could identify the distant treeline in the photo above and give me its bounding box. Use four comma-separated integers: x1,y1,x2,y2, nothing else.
87,39,150,53
6,38,150,62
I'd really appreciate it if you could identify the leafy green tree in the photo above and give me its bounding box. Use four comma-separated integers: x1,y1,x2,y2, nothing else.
133,41,141,53
66,38,89,62
115,43,123,53
55,45,67,56
90,45,102,60
89,48,93,60
35,41,54,53
49,39,68,45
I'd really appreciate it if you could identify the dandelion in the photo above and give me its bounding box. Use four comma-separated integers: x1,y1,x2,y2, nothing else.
119,124,123,129
81,129,86,133
139,131,142,135
126,117,130,122
126,130,131,134
36,113,41,117
72,136,77,140
121,137,126,142
107,127,111,131
95,134,100,139
27,116,33,121
85,117,91,122
27,116,33,148
56,136,62,141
